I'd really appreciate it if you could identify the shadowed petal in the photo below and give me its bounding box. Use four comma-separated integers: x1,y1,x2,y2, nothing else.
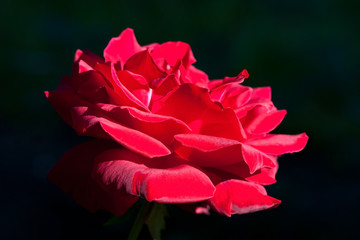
246,133,309,155
44,81,75,126
47,140,139,216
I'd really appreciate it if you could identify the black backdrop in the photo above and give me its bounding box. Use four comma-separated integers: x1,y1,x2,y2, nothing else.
1,0,359,239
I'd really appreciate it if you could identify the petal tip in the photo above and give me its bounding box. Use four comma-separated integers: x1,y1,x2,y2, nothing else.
269,197,282,208
298,133,309,150
240,69,249,79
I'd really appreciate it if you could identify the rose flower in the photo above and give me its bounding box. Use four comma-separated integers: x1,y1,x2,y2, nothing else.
45,28,308,217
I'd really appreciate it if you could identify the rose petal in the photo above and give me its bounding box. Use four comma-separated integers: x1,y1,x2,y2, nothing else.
73,113,171,158
103,28,144,67
222,69,249,85
113,70,150,106
233,86,274,119
66,97,171,158
178,63,209,88
186,65,209,88
45,80,75,126
66,65,146,110
150,41,196,68
98,104,191,144
47,139,138,216
235,101,274,119
152,83,246,140
245,164,278,185
242,108,287,135
210,180,281,216
251,86,271,101
47,85,171,159
210,84,253,109
246,133,309,155
219,156,279,185
241,144,276,174
209,69,249,90
149,74,181,103
93,149,215,203
99,121,171,158
73,49,104,75
110,64,150,110
124,50,166,83
173,134,243,167
73,71,113,104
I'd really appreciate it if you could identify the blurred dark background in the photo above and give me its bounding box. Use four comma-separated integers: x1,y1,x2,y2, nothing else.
1,0,359,239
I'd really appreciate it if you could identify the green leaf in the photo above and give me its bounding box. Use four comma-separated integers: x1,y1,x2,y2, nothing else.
145,203,168,240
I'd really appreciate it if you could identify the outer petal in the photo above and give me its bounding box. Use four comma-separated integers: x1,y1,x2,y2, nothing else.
242,107,287,135
245,164,278,185
44,80,75,126
246,133,309,155
173,133,275,174
219,156,279,185
73,49,104,74
47,140,139,216
93,149,215,203
241,144,276,174
72,71,115,104
210,180,281,217
103,28,144,67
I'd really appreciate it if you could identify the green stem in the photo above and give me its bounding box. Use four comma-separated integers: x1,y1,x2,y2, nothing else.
127,201,153,240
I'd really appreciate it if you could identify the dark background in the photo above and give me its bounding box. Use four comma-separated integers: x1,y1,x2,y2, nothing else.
1,0,359,239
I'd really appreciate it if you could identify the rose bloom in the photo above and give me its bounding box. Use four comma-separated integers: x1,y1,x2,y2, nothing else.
46,28,308,217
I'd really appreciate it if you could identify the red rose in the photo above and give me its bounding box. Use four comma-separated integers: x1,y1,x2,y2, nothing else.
46,28,308,217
